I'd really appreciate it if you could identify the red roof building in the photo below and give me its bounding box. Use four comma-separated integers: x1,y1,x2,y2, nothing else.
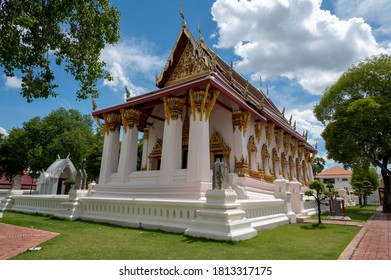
0,174,37,190
315,166,352,189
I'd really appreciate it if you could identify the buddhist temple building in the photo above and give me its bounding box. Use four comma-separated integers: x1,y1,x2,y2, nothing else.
92,18,317,200
1,16,318,241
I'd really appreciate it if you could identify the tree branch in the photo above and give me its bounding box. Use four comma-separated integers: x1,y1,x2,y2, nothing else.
367,152,391,176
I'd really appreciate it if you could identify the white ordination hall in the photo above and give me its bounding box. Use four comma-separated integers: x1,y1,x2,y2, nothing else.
1,18,318,241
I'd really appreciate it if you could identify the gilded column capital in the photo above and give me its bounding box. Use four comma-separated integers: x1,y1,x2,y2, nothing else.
121,108,142,133
163,96,185,124
291,138,298,156
232,109,250,136
265,123,275,146
275,129,284,150
102,113,122,135
310,151,317,163
254,120,265,143
283,134,292,154
189,84,219,121
143,127,150,141
298,146,304,160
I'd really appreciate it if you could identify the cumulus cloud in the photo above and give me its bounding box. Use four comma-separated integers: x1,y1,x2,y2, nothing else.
100,38,166,97
334,0,391,42
3,75,22,89
286,108,324,146
0,127,9,137
211,0,384,95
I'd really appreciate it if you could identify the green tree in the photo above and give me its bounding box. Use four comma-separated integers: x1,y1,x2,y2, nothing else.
137,138,143,171
0,108,98,181
314,54,391,212
85,131,104,182
304,180,337,224
0,0,120,101
351,166,379,207
0,127,30,182
312,157,326,176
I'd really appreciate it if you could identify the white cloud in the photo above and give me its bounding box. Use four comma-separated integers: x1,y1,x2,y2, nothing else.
0,127,9,137
100,38,166,97
286,108,324,146
3,75,22,89
334,0,391,41
211,0,385,95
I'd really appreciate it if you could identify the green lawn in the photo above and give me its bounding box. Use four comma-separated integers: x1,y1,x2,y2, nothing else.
312,205,380,222
1,211,364,260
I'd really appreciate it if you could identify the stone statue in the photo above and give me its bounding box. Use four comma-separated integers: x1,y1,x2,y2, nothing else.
221,158,229,189
81,169,87,189
74,169,83,190
213,158,222,189
212,158,230,190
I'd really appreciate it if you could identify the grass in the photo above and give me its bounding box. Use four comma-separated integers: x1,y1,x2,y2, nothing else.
1,211,364,260
312,205,379,222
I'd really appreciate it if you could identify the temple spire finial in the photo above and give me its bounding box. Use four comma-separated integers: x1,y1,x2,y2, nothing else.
198,21,204,43
180,3,186,27
258,75,263,92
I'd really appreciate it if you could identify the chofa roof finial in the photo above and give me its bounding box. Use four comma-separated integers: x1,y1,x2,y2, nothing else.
180,3,186,27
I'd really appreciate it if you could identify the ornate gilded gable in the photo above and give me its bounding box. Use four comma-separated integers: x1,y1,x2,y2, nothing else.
156,26,212,88
165,41,209,86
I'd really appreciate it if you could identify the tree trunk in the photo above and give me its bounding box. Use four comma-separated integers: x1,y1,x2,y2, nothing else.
381,170,391,212
317,200,322,224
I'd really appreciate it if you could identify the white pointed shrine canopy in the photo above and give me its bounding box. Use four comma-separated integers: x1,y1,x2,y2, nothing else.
37,156,77,195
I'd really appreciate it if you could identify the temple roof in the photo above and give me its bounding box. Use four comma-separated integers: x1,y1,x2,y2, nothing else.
93,19,316,152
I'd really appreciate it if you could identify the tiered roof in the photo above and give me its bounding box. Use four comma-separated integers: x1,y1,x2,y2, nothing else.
93,18,316,152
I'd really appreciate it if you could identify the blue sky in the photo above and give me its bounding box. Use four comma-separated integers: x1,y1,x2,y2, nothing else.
1,0,390,169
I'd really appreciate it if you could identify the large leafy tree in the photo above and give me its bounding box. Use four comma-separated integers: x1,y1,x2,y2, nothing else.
0,108,100,181
0,0,120,101
0,127,30,182
314,54,391,212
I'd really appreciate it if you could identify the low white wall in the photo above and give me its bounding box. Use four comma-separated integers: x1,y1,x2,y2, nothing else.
1,194,290,234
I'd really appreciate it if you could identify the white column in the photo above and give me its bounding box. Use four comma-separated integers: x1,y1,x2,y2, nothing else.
159,97,184,183
160,119,183,183
140,128,149,170
117,127,138,184
232,110,250,177
233,125,247,159
187,86,219,183
187,113,210,182
116,109,141,184
98,117,120,185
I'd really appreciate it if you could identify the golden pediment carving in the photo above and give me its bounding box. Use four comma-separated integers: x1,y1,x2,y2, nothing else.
165,41,209,86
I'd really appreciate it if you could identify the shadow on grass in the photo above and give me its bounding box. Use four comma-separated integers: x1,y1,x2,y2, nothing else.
299,223,327,230
181,235,238,245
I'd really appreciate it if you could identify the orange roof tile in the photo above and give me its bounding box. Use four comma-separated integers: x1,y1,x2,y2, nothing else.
316,166,352,177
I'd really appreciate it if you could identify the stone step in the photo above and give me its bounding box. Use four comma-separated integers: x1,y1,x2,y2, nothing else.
296,215,311,223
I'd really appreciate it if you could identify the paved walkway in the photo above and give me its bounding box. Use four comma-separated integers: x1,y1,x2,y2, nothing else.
0,208,390,260
339,208,391,260
0,222,59,260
